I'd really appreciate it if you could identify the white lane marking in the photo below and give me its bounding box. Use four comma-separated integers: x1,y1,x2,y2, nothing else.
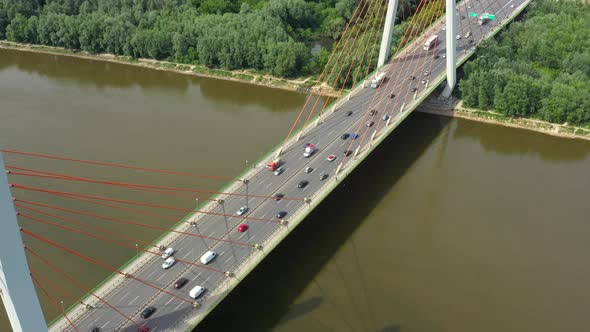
223,256,232,265
128,296,139,305
265,182,273,189
192,272,202,281
285,201,293,208
100,321,110,329
175,302,185,311
261,214,267,219
156,272,168,282
165,297,175,306
182,251,193,259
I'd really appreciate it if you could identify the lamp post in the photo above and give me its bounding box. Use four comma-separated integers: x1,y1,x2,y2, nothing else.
135,243,138,257
60,300,64,313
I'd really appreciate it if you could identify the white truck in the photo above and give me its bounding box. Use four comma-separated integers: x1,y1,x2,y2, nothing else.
370,72,386,88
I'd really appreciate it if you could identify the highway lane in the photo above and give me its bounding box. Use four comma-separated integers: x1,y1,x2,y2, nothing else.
60,0,526,330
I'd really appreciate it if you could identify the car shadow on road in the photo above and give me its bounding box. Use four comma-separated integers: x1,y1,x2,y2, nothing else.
194,112,449,332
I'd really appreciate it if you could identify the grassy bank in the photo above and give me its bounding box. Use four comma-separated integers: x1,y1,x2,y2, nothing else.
417,98,590,141
0,40,342,97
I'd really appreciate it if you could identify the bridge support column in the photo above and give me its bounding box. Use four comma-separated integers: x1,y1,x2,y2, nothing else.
0,153,47,332
441,0,457,98
377,0,400,68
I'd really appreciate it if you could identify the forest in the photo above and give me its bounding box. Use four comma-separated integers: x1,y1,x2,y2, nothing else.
458,0,590,126
0,0,426,79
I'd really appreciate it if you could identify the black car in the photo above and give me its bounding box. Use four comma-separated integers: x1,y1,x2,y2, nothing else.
341,133,350,139
468,39,474,44
369,109,377,116
297,180,309,189
274,193,284,201
389,93,395,99
343,150,352,157
411,87,418,92
173,277,189,289
433,54,440,59
320,173,329,181
346,110,353,116
409,75,416,80
91,328,100,332
461,15,465,19
141,307,156,319
276,211,287,219
137,328,150,332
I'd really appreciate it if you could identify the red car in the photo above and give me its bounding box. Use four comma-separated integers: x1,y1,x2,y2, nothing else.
327,155,336,162
238,224,249,232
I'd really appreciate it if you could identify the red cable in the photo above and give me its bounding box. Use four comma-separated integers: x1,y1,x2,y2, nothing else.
281,0,368,146
22,228,199,305
1,149,234,181
19,213,228,274
299,0,379,133
30,271,80,332
6,166,303,201
338,0,431,166
26,246,148,331
16,199,255,248
11,184,282,224
17,203,153,247
31,267,82,302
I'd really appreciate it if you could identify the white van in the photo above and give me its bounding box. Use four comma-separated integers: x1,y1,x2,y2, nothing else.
200,251,217,265
161,247,175,259
189,285,206,299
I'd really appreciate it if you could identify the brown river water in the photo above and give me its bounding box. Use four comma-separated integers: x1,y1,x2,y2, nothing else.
1,48,589,332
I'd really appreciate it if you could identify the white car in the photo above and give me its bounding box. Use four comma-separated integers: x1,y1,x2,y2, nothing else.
162,257,175,269
200,251,217,265
456,34,461,40
464,31,472,38
304,167,313,173
189,285,206,299
161,247,175,259
236,206,248,215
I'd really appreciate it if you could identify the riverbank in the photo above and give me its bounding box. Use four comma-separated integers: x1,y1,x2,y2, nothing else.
0,40,342,97
417,98,590,141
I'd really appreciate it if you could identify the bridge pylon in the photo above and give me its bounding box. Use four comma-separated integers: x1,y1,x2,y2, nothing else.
377,0,400,68
0,152,48,332
441,0,457,97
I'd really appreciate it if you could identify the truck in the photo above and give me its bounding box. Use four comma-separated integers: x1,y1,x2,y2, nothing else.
370,72,386,88
266,158,282,171
423,35,438,51
303,144,316,158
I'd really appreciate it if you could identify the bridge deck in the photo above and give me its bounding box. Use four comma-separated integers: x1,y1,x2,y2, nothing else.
50,0,531,330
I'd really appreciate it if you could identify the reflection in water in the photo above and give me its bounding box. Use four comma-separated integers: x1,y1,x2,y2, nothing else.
453,118,590,161
2,48,590,332
0,49,192,92
196,113,448,332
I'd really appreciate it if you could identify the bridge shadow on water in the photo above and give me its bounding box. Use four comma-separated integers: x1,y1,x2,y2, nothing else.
195,112,449,332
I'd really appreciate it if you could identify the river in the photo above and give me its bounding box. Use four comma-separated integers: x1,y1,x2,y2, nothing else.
1,48,589,332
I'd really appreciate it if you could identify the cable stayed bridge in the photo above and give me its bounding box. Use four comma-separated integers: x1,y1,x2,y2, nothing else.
0,0,531,331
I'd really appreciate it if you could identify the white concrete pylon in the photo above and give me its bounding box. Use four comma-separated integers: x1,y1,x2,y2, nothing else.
0,153,47,332
442,0,457,97
378,0,400,68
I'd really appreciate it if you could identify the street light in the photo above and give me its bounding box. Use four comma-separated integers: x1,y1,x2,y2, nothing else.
135,243,138,256
60,300,64,313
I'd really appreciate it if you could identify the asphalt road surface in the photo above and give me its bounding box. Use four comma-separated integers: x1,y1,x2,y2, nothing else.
61,0,527,330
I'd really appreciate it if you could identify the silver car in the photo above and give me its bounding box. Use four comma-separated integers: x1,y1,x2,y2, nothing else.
236,206,248,215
